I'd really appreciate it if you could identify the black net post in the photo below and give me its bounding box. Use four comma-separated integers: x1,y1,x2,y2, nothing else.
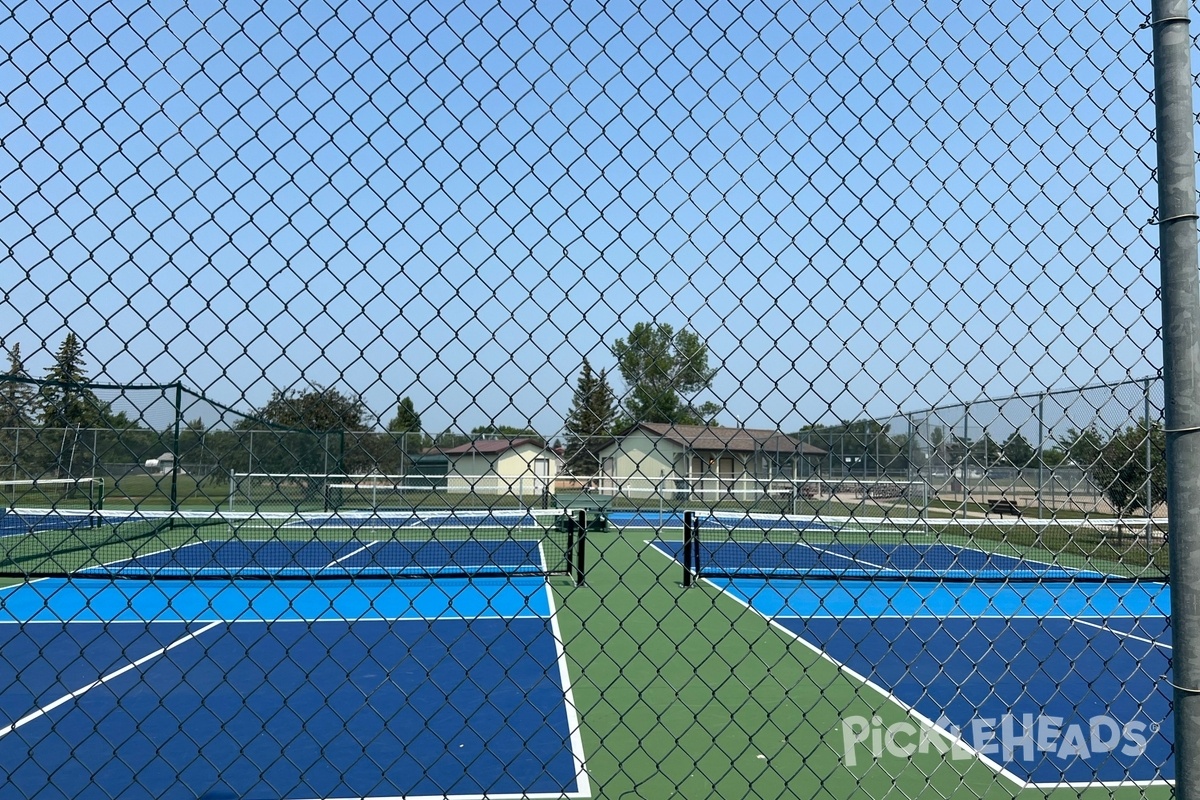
691,514,701,579
563,511,576,580
682,510,695,588
574,509,586,587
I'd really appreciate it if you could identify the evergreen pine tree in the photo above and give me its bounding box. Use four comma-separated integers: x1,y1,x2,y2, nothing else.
0,341,38,474
386,396,424,451
563,359,616,476
40,333,101,428
0,341,36,427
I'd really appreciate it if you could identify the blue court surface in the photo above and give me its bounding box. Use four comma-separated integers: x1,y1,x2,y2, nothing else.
0,575,590,799
78,538,556,578
652,538,1174,788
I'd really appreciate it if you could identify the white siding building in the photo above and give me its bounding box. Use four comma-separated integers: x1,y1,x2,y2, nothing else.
594,423,825,502
441,437,561,497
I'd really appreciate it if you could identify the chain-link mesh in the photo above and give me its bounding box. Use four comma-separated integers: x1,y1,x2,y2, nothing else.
0,0,1188,796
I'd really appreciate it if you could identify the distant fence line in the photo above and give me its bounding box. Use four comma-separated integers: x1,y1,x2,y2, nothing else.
0,375,1162,517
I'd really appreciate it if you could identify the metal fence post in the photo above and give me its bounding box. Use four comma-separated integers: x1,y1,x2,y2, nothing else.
1153,1,1200,793
1145,377,1153,527
1037,393,1045,519
171,384,182,513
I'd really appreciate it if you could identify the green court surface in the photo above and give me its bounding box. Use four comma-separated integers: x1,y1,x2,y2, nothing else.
551,526,1171,799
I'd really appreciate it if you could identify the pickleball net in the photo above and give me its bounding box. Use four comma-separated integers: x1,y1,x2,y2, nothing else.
0,478,104,513
678,510,1168,583
0,507,585,582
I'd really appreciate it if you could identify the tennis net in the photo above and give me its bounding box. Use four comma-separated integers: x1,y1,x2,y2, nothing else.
677,511,1167,583
0,508,585,581
324,478,456,512
1,477,104,513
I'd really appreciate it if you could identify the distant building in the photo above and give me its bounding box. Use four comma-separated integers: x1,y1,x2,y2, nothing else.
438,437,561,497
594,423,825,501
143,452,177,475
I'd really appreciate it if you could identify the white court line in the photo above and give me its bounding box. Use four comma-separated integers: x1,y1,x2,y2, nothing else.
791,540,897,574
645,540,1174,790
703,526,902,576
639,540,1023,787
932,540,1110,578
296,577,590,800
1074,618,1172,650
0,619,223,739
541,572,592,798
320,540,379,570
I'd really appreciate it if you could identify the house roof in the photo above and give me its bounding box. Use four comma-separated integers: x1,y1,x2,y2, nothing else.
436,437,551,456
628,423,826,456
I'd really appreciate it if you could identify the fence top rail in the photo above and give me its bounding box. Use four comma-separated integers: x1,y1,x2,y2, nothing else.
900,374,1162,419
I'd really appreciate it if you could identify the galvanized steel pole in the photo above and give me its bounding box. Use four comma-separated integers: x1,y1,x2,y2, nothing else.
1153,0,1200,793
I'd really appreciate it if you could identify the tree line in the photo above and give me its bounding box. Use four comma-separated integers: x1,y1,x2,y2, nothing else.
230,318,724,475
6,332,1160,514
0,323,723,480
0,334,135,431
796,419,1165,516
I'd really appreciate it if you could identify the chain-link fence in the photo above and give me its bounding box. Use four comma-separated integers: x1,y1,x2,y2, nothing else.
0,0,1193,797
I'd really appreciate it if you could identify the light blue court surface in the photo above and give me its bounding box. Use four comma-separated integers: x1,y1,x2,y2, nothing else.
0,577,589,800
0,576,553,622
712,577,1171,619
651,540,1174,788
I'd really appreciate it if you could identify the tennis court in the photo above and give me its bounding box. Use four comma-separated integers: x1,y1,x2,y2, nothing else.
649,512,1174,788
0,508,585,581
0,501,1176,795
0,509,590,799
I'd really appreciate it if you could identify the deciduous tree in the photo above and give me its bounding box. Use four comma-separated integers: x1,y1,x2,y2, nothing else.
252,385,367,431
611,322,720,425
1093,423,1166,515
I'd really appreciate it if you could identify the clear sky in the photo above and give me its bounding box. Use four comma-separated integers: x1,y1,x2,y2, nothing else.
0,0,1165,437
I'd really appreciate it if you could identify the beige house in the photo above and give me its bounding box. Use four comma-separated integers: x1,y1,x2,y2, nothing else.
441,437,561,497
593,423,825,501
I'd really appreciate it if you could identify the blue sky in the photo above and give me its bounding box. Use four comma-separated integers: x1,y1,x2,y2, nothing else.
0,0,1165,437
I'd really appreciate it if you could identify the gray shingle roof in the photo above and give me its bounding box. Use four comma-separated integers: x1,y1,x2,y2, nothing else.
437,437,548,455
632,423,825,455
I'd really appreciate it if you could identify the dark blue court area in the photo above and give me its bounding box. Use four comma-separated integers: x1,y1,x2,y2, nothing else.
655,537,1106,580
0,578,588,799
83,537,555,578
780,612,1172,786
653,539,1173,787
